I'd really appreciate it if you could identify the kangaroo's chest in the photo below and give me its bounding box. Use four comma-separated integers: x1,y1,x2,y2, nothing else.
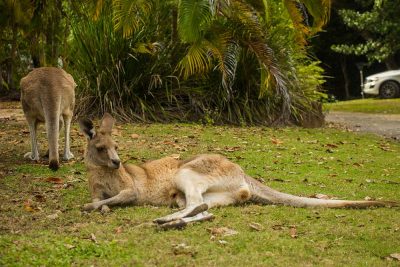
89,171,133,199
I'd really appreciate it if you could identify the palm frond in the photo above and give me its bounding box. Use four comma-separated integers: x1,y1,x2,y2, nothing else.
93,0,104,20
225,0,291,120
203,30,239,98
177,41,213,79
301,0,331,33
178,0,212,42
283,0,310,45
112,0,152,37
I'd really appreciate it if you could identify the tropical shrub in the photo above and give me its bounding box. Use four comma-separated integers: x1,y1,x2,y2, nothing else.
67,0,328,125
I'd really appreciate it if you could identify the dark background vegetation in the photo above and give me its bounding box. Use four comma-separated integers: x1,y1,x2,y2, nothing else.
312,0,400,99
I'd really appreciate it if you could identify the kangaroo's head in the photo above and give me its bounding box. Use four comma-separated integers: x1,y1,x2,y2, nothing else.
79,113,121,169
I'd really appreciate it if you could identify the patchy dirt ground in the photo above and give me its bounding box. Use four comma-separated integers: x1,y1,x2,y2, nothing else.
325,111,400,141
0,101,25,121
2,101,399,141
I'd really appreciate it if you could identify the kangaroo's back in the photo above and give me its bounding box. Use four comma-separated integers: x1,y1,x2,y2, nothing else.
20,67,76,170
21,67,75,119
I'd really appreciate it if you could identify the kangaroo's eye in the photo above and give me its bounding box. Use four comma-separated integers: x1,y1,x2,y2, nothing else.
115,146,118,150
97,147,105,152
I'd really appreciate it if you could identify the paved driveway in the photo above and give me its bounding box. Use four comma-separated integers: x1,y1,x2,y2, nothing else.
325,111,400,141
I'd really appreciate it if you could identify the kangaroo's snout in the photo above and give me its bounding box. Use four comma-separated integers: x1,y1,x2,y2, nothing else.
111,159,121,169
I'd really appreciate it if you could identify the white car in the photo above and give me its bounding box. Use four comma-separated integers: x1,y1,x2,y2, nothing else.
363,69,400,98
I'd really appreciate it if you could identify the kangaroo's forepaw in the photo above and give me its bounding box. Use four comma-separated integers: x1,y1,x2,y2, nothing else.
63,151,74,161
24,152,39,161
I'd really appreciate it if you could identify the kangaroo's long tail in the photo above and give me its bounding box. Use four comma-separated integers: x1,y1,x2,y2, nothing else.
245,176,397,208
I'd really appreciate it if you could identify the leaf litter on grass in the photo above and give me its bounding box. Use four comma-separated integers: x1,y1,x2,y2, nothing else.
1,120,400,266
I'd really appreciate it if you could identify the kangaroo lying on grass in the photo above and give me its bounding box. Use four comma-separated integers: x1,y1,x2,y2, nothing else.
80,114,397,228
21,67,76,171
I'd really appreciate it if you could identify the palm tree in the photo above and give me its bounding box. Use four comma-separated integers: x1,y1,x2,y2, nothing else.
176,0,331,122
72,0,330,124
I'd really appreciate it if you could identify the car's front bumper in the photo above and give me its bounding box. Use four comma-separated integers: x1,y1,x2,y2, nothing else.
363,81,380,95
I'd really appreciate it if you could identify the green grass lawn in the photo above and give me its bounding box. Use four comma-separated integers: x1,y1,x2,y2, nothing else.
325,98,400,114
0,113,399,266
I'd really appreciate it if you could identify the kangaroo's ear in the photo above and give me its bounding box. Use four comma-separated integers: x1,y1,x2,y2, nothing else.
79,118,96,140
99,113,115,134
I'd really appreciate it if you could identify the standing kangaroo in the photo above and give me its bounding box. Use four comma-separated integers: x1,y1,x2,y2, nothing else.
80,114,397,228
21,67,76,171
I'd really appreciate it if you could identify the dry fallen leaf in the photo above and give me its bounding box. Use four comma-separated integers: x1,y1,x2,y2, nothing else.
23,201,35,212
224,146,241,152
46,211,61,220
390,253,400,261
289,226,298,238
272,224,284,231
131,133,140,139
208,227,238,237
353,162,364,167
270,138,283,145
45,177,64,184
115,226,123,234
90,233,97,243
325,143,338,148
34,194,46,202
218,240,228,245
172,243,196,256
23,200,41,212
249,222,263,231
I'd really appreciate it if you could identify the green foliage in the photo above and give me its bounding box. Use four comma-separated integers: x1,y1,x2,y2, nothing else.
68,3,179,121
331,0,400,65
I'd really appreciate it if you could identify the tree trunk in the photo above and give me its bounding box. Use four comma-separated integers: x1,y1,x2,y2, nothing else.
9,22,18,90
0,64,3,94
384,55,399,70
340,56,350,99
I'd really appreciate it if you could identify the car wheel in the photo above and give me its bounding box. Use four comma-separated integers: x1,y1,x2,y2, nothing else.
379,81,399,99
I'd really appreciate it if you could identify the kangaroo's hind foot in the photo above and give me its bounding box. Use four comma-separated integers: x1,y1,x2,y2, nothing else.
154,203,209,224
158,211,215,230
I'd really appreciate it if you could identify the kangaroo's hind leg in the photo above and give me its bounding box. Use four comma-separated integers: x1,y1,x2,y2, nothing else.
154,169,209,224
24,116,40,161
62,111,74,161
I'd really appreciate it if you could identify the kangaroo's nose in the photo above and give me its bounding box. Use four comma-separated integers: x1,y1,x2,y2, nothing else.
111,159,121,166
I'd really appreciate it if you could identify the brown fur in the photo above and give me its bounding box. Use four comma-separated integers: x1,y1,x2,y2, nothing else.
20,67,76,170
80,114,397,225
